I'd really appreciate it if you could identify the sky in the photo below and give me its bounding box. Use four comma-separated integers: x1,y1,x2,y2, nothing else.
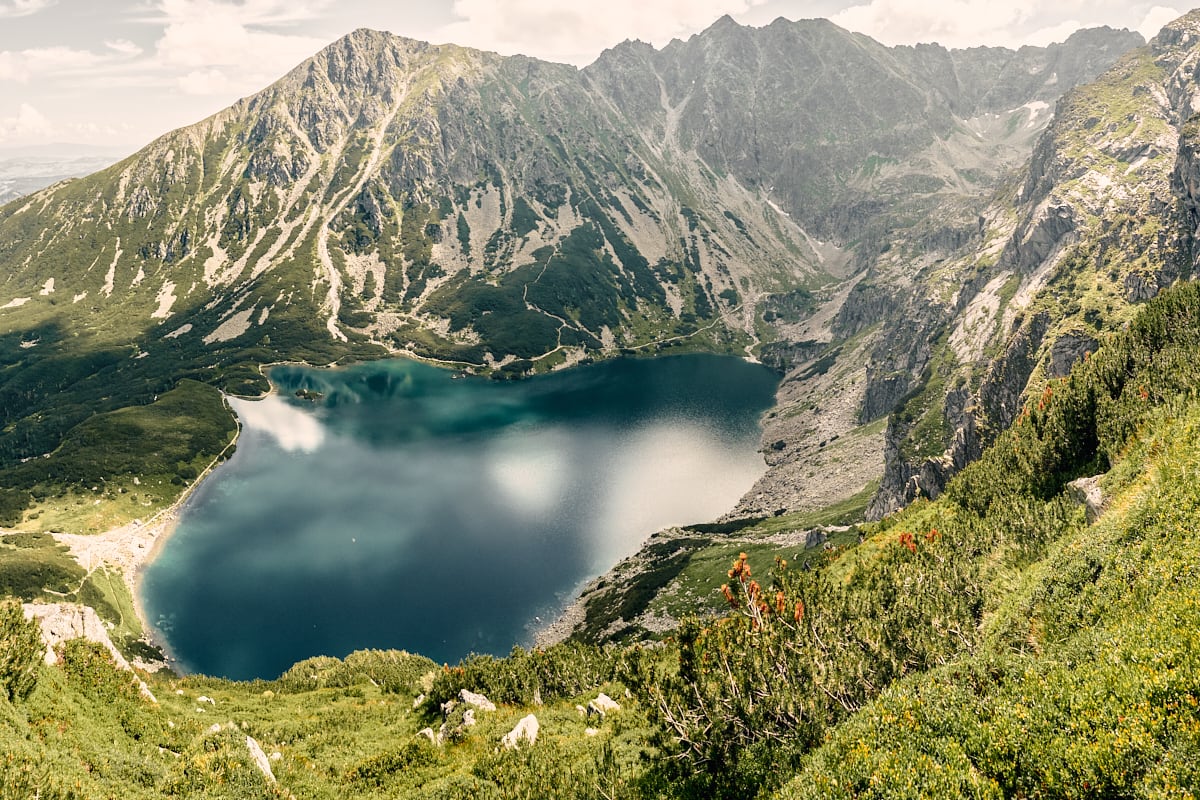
0,0,1189,153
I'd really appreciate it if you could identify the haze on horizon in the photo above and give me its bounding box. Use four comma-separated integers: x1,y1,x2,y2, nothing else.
0,0,1188,155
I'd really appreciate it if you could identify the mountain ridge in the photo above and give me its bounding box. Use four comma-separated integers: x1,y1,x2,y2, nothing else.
0,18,1142,539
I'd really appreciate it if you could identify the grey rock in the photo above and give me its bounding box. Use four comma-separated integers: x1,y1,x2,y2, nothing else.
1067,475,1106,523
459,689,496,712
1047,332,1098,378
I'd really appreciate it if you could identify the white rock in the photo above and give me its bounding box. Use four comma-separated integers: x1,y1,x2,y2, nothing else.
460,689,496,711
591,693,621,714
413,692,426,710
197,695,216,705
246,735,275,783
501,714,539,749
417,727,439,745
585,727,600,737
462,708,477,727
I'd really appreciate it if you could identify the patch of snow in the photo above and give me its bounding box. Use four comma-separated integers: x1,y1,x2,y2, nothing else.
257,306,270,325
102,239,122,298
19,339,38,349
203,307,255,344
1,297,30,309
39,278,55,295
73,292,87,303
131,265,146,288
151,281,177,319
165,323,193,339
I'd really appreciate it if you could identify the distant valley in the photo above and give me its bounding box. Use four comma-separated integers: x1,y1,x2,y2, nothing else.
0,146,127,205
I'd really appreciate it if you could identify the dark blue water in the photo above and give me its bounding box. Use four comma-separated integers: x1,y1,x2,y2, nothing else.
140,354,778,680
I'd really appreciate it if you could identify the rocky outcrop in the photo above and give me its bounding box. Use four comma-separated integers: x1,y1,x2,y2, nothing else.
22,603,157,702
1047,331,1099,378
459,689,496,712
23,602,130,668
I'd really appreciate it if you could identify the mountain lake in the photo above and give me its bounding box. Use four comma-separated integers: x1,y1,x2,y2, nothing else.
140,354,779,679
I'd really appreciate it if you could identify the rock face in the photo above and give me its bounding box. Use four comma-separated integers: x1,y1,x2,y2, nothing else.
23,602,131,668
22,602,157,702
866,13,1200,517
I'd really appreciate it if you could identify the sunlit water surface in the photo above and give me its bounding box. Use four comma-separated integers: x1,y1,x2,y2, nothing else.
141,354,778,679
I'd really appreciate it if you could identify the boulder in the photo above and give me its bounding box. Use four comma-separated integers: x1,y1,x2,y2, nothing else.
587,692,622,720
460,689,496,711
246,735,275,783
1067,475,1106,524
501,714,539,749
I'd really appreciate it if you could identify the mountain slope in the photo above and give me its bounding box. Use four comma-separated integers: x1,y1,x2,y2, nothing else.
0,20,1139,535
864,12,1200,517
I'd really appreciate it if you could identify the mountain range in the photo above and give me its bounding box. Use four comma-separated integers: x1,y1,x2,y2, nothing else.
0,16,1143,532
6,9,1200,799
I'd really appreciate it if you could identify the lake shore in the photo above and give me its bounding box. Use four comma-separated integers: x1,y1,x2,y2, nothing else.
50,398,244,672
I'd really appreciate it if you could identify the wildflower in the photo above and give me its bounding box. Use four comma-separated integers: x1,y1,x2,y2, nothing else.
775,591,787,614
898,532,916,553
794,600,805,622
721,584,737,608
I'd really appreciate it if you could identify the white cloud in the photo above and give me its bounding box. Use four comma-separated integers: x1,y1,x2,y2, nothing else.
1139,6,1186,40
105,39,144,57
177,67,236,95
0,46,109,82
0,103,54,144
438,0,770,64
831,0,1042,48
147,0,331,94
0,0,56,17
828,0,1182,48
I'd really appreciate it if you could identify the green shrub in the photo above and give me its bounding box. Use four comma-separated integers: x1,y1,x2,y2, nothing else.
0,599,41,702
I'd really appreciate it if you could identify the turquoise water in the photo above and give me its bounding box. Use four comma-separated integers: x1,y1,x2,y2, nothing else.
140,354,778,680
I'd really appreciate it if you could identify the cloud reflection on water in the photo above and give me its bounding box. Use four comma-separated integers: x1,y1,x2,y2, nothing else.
229,394,325,452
